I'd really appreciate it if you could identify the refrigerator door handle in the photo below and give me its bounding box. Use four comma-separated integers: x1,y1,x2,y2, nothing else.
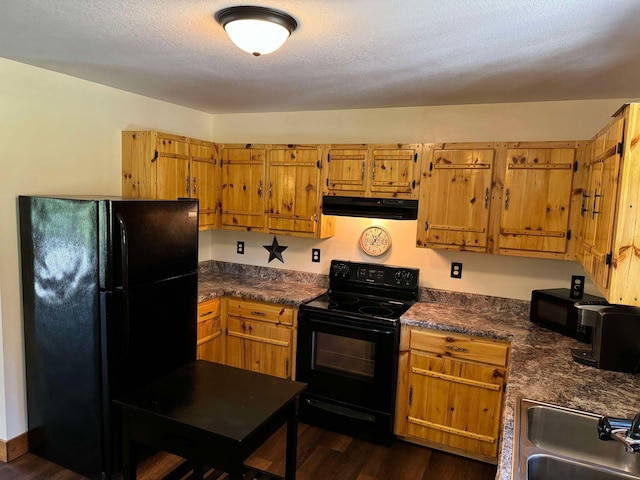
121,290,131,360
115,213,129,290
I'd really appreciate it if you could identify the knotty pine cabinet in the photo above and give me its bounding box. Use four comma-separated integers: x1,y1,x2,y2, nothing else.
395,326,509,463
578,104,640,306
225,297,296,379
323,144,422,199
266,145,335,238
417,143,496,252
196,298,224,364
219,144,267,232
494,141,583,259
122,131,220,230
417,141,585,259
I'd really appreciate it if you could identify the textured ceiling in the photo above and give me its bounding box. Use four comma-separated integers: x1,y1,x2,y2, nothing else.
2,0,640,114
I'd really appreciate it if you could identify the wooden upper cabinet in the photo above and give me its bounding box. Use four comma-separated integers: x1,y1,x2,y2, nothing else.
190,139,219,230
122,131,220,230
369,144,422,197
324,144,369,195
578,103,640,306
220,144,266,232
417,143,495,252
323,144,422,198
267,145,335,238
495,142,577,258
579,117,624,291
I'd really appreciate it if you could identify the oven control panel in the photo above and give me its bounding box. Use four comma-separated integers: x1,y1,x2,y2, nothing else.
330,260,419,289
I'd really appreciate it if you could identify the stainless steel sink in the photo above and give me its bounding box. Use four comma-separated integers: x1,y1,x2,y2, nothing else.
514,399,640,480
528,454,640,480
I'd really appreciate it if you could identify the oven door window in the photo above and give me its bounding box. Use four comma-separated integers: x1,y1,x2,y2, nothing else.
313,332,375,381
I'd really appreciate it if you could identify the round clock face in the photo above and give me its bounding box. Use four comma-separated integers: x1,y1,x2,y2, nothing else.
359,226,391,256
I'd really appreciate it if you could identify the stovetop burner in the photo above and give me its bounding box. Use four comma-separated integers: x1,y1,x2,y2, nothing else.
301,260,420,322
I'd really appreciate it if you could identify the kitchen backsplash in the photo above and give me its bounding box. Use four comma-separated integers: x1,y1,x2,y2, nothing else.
199,261,530,317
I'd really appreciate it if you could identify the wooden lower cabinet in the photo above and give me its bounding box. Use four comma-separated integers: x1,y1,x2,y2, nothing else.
395,326,509,463
196,298,224,364
224,297,296,380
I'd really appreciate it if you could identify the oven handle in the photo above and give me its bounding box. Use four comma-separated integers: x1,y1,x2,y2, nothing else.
305,398,376,423
300,316,396,335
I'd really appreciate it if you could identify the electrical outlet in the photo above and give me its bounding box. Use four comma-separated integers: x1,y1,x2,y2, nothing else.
570,275,585,299
451,262,463,279
237,241,244,254
312,248,321,263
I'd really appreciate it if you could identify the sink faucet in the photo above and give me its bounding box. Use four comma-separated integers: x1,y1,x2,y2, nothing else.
598,413,640,453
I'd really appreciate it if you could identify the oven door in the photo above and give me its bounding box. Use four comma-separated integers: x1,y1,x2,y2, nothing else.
296,310,399,413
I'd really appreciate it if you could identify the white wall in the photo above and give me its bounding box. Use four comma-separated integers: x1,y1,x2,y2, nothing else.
208,99,631,299
0,58,212,441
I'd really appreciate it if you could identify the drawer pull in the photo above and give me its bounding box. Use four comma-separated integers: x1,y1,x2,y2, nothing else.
446,345,469,353
199,310,216,317
250,311,266,316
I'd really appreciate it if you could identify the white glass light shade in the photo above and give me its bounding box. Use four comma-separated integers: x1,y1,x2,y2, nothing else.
215,6,297,57
224,19,290,56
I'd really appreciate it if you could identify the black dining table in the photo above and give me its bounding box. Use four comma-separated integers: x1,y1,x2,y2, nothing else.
114,360,306,480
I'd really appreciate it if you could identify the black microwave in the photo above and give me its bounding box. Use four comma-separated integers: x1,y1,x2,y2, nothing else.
530,288,606,343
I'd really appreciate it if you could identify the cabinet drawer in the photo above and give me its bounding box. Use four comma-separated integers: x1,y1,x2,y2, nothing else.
198,298,221,321
226,316,291,347
227,297,294,326
409,329,509,367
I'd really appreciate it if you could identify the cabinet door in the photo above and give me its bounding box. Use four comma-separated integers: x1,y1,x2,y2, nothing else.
225,316,292,379
418,144,494,252
156,135,191,200
190,140,219,230
196,299,223,364
220,145,266,231
324,145,369,195
580,117,624,290
498,145,575,256
267,145,322,236
370,144,421,198
406,352,505,459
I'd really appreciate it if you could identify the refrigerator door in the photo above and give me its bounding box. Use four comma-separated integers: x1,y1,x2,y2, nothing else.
102,199,198,290
19,196,105,478
101,272,197,475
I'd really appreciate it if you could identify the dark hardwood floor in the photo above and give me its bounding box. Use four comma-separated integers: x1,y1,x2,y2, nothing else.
0,423,497,480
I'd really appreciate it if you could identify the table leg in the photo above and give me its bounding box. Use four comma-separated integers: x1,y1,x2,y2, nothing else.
285,399,298,480
121,410,137,480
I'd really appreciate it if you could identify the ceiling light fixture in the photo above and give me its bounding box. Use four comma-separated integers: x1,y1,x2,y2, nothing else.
214,6,297,57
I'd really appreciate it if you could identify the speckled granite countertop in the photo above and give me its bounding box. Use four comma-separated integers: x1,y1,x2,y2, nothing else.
198,262,640,480
403,302,640,480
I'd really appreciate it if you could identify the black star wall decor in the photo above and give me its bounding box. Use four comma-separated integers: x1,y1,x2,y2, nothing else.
263,236,288,263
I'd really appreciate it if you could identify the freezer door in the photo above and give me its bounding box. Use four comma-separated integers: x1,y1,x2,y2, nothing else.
102,199,198,290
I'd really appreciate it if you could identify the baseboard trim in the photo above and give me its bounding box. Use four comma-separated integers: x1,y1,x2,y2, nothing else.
0,432,28,463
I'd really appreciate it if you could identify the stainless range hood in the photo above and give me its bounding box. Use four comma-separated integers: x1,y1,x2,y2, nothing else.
322,196,418,220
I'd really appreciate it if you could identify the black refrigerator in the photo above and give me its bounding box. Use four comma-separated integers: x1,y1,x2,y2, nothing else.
19,195,199,479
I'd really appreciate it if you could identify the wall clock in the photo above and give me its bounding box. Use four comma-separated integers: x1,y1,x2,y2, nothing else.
359,226,391,257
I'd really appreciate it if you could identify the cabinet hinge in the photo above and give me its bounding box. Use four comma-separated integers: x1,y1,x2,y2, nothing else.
412,180,416,189
225,327,228,336
317,160,321,169
617,142,624,155
151,149,158,163
503,382,507,393
285,358,289,378
408,385,413,406
567,229,571,240
605,252,612,265
326,178,329,187
220,159,224,168
424,221,429,231
327,153,331,163
414,152,418,163
573,160,578,172
429,161,433,172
